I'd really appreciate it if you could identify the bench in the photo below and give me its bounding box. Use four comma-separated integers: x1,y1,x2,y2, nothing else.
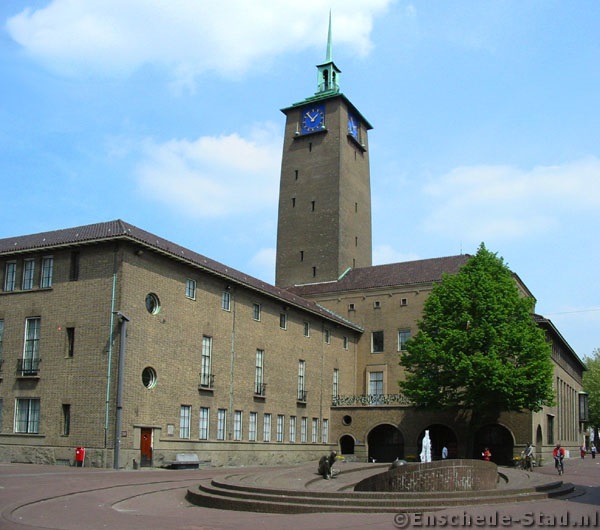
165,453,202,470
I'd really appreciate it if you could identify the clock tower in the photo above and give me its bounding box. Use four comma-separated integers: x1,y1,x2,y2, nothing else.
275,15,373,287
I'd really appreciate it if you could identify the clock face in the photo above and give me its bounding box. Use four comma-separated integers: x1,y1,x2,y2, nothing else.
347,114,359,140
301,105,325,134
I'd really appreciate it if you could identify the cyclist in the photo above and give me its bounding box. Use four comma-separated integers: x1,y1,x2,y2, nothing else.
553,443,565,475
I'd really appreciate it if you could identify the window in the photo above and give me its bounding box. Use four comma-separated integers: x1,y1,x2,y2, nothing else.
233,410,242,441
249,412,257,442
252,303,261,321
324,329,331,344
398,329,411,351
369,371,384,397
22,259,35,290
263,413,271,442
312,266,317,277
371,331,384,353
22,317,41,375
199,407,209,440
311,200,315,211
217,408,227,440
311,418,318,443
200,336,213,388
255,349,265,395
301,417,308,443
221,290,231,311
40,256,53,288
185,279,196,300
300,250,304,262
322,419,329,444
69,252,80,281
348,303,355,311
15,398,40,434
141,367,157,389
303,321,310,337
62,404,71,436
66,327,75,358
332,369,339,399
297,360,306,401
343,336,349,350
276,415,285,442
291,197,296,207
373,300,381,309
145,293,161,315
4,262,16,291
179,405,191,438
279,313,287,330
547,415,554,445
289,416,296,443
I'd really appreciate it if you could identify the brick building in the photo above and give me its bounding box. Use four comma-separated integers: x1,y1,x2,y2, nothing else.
0,22,586,468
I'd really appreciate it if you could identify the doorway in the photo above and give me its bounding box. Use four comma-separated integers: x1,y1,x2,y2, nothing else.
140,427,153,467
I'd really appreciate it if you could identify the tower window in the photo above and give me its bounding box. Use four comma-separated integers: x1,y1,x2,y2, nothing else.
355,202,358,213
295,170,299,180
309,142,312,152
311,201,315,212
300,250,304,262
292,197,296,208
312,266,316,277
355,236,358,247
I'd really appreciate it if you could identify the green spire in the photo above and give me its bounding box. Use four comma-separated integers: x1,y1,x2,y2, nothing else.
325,10,333,63
316,11,341,95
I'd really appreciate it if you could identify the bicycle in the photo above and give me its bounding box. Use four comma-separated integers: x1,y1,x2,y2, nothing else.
554,456,564,475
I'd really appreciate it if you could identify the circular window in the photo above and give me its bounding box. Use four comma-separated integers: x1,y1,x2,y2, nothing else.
142,367,157,389
342,415,353,426
145,293,161,315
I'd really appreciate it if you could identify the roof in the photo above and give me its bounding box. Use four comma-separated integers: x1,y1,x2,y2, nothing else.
289,255,471,296
0,220,363,333
533,314,586,372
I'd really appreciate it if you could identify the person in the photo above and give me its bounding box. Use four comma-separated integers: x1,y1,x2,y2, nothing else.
553,443,565,474
482,447,492,461
524,443,535,471
581,444,586,459
442,445,448,460
592,444,597,459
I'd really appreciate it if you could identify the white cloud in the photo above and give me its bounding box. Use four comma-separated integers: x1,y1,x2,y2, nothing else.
421,156,600,241
136,124,281,218
6,0,391,83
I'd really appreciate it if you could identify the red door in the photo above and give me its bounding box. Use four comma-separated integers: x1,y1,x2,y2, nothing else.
140,428,153,467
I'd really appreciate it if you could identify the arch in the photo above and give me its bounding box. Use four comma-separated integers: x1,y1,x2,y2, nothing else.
367,424,404,463
474,424,514,465
417,424,458,460
536,425,543,446
339,434,355,455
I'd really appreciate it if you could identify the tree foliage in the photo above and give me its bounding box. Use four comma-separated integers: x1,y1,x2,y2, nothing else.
583,349,600,429
399,244,554,420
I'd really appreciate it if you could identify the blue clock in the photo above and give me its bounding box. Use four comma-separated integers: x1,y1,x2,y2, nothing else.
301,105,325,134
347,114,359,140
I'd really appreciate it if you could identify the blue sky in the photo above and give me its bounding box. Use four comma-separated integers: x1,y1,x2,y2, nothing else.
2,1,599,358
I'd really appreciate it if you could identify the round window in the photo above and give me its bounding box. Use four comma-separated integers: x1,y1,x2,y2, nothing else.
342,415,353,426
145,293,161,315
142,367,157,389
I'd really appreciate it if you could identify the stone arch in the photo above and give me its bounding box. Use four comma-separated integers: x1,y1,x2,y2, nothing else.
339,434,355,455
536,424,543,446
367,424,404,463
474,423,514,465
417,424,458,460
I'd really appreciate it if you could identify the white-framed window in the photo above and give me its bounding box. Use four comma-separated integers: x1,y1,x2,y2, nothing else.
252,303,261,321
322,419,329,444
249,412,257,442
332,369,339,399
300,417,307,443
221,290,231,311
200,336,212,388
324,329,331,344
289,416,296,443
371,330,384,353
398,329,411,351
311,418,319,443
369,371,384,399
276,415,285,442
263,413,271,442
217,408,227,440
14,398,40,434
343,336,349,350
22,317,41,375
4,261,16,292
255,349,265,395
185,279,196,299
22,259,35,290
179,405,191,439
303,321,310,337
279,313,287,330
233,410,242,441
40,256,53,288
297,360,306,401
199,407,209,440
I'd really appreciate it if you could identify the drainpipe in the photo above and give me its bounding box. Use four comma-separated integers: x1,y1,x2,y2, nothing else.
104,272,118,450
113,311,130,470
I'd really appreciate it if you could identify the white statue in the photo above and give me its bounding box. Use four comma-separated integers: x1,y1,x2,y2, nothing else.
420,430,432,463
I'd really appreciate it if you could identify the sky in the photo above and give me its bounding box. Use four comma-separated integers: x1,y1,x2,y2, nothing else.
1,0,599,358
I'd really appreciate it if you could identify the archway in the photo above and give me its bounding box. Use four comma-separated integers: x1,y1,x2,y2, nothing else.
339,435,355,455
367,424,404,463
418,424,458,460
474,424,514,465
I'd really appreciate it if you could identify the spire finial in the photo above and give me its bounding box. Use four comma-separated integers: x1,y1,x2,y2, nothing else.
325,10,333,63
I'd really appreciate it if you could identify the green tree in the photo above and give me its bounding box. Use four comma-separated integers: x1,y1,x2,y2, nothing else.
400,243,554,441
583,349,600,443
